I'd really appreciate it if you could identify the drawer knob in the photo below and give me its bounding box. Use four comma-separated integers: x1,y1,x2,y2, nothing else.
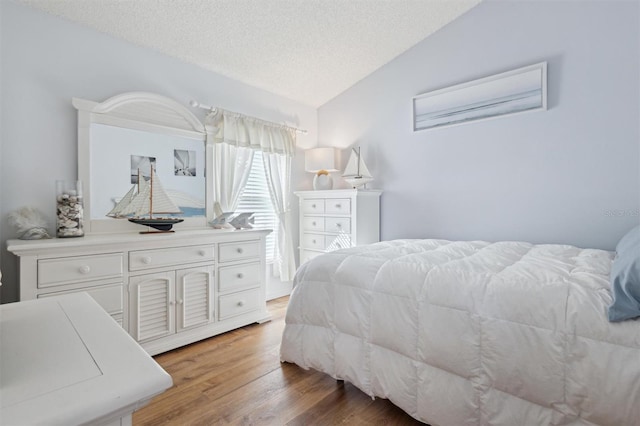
336,204,341,208
177,299,183,305
78,265,91,275
198,250,207,256
312,239,317,244
237,273,244,279
336,223,342,228
170,300,176,306
312,204,316,208
236,248,244,254
141,256,152,264
237,300,245,307
312,221,316,226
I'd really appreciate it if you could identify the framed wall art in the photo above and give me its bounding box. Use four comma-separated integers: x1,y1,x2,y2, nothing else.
413,62,547,131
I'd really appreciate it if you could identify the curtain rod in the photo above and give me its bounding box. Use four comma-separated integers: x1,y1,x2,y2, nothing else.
189,100,308,135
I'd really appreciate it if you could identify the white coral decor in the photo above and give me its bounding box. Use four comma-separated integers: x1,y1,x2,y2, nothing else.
8,207,52,240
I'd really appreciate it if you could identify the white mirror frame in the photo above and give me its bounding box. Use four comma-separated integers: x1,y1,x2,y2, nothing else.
73,92,214,234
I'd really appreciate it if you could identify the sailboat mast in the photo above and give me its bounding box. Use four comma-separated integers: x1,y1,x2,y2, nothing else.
356,147,361,177
137,169,141,194
149,166,154,219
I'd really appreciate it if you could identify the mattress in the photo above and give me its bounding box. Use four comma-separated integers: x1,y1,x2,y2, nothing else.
280,239,640,425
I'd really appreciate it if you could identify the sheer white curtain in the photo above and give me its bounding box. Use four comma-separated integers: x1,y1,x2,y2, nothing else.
262,151,295,281
212,143,254,212
206,108,297,281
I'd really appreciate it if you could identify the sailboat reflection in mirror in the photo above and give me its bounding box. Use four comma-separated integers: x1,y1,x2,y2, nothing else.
107,167,184,234
342,147,374,189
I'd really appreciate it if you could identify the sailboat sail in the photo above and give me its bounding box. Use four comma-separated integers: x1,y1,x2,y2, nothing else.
106,172,149,217
342,147,374,188
118,168,182,218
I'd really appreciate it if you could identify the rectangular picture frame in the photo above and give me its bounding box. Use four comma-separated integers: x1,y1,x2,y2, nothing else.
413,62,547,132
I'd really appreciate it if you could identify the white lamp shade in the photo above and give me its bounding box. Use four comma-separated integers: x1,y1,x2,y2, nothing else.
305,147,338,173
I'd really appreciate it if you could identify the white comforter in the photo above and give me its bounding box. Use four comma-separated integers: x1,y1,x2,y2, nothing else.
280,239,640,426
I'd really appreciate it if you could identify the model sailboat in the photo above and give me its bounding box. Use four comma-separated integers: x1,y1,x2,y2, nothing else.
342,147,374,188
107,167,184,233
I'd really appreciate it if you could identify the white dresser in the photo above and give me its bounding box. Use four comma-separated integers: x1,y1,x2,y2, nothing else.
7,228,271,355
295,189,382,265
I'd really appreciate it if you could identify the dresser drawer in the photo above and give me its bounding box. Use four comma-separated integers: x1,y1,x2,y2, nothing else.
218,288,261,320
325,199,351,215
302,233,325,250
302,199,325,214
218,262,261,293
325,217,351,233
218,240,260,263
130,245,213,271
38,284,124,316
38,253,123,288
325,235,351,251
302,217,325,232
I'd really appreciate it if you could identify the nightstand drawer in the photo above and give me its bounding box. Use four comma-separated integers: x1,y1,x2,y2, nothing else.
218,262,261,293
219,240,260,262
130,245,213,271
38,253,123,288
302,233,325,250
325,217,351,233
303,217,325,232
325,235,351,251
302,199,325,214
325,199,350,215
218,288,261,320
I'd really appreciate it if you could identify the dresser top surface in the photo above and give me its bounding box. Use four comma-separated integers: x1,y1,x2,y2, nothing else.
7,228,271,255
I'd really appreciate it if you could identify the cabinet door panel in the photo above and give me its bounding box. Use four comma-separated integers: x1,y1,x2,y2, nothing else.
130,272,174,342
176,266,214,331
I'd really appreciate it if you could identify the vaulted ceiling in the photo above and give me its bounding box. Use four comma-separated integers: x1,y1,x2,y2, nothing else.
19,0,480,107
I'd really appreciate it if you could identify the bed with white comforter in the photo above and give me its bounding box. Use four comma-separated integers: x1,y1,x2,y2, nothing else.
280,239,640,425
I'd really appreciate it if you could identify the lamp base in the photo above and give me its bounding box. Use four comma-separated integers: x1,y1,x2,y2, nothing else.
313,172,333,190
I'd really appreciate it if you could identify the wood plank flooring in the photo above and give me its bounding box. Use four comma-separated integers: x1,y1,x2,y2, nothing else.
134,296,426,425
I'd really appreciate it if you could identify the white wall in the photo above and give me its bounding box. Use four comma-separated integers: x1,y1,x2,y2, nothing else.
0,1,316,302
320,0,639,251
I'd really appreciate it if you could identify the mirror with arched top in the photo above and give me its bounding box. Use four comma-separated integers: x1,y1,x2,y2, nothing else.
74,92,213,233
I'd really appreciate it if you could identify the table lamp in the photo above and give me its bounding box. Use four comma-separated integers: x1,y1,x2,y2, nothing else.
305,147,338,190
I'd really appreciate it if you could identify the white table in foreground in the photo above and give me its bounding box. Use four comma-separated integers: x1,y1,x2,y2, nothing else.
0,293,173,426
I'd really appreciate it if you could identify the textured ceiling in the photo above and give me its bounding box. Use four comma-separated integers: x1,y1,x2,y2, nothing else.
19,0,480,107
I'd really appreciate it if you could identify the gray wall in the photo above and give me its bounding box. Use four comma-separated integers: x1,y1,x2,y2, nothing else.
320,0,639,250
0,1,317,302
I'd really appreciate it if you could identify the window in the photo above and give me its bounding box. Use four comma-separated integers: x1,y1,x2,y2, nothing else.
236,150,279,262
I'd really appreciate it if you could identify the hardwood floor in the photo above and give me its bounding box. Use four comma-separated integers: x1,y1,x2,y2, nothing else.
134,296,426,425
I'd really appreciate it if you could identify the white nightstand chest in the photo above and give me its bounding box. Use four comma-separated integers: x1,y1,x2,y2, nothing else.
295,189,382,266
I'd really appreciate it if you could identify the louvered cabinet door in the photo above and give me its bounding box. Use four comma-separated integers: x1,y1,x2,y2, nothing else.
130,272,175,342
176,266,214,332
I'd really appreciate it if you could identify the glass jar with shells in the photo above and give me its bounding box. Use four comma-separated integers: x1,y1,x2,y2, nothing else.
56,180,84,238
